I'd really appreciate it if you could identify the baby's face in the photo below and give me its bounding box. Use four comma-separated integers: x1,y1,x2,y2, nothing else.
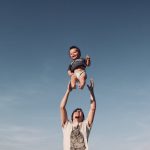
69,48,80,60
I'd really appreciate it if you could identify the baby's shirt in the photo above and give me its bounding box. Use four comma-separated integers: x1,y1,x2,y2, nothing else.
68,58,86,72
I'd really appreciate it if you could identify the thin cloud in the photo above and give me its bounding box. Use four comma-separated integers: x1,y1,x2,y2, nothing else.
0,125,51,150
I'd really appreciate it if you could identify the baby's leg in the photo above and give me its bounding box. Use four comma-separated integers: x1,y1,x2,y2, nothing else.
78,72,87,89
71,74,78,89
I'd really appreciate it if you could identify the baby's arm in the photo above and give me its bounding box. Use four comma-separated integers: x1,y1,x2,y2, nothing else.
68,64,74,76
68,70,74,77
86,55,91,66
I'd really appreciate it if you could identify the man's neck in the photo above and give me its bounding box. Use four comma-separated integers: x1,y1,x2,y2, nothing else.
73,120,82,126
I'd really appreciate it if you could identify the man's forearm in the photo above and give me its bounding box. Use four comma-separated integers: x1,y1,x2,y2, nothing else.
60,89,70,109
60,89,70,126
87,90,96,126
90,91,96,110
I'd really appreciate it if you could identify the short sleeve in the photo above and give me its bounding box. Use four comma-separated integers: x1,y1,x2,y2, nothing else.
81,58,87,67
62,120,69,129
84,119,92,130
68,64,72,71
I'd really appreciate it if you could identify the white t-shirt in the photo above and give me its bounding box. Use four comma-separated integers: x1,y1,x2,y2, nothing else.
62,120,91,150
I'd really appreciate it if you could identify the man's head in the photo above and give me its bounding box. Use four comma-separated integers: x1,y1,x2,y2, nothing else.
71,108,85,122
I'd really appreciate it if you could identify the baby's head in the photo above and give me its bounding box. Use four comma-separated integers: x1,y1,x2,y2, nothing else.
69,46,81,60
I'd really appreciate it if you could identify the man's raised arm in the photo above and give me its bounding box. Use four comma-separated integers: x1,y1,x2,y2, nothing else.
60,81,72,127
87,79,96,127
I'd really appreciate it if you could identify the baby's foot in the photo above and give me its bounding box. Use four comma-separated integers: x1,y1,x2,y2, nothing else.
78,84,84,89
71,84,76,89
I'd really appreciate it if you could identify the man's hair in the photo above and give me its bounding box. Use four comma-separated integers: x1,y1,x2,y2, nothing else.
71,108,85,121
69,46,81,57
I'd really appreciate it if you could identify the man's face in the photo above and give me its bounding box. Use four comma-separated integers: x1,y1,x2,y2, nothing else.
73,109,83,122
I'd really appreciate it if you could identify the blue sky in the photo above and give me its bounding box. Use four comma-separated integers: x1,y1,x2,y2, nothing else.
0,0,150,150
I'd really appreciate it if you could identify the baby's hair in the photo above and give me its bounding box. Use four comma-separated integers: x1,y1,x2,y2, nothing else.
71,108,85,121
69,46,81,57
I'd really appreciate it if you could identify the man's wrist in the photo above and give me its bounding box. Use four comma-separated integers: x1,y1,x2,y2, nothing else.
90,99,94,104
66,89,70,94
90,94,95,101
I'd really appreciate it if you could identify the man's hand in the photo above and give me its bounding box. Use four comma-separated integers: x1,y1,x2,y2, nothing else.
87,78,94,93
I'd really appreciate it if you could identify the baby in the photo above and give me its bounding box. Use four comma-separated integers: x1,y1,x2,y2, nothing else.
68,46,91,89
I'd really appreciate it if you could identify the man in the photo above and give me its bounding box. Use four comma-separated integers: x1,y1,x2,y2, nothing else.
60,79,96,150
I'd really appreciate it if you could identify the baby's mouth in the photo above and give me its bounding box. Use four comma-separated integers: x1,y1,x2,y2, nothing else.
72,56,77,59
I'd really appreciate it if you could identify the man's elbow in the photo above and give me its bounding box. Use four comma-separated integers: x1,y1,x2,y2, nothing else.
60,105,65,110
60,102,65,110
91,107,96,112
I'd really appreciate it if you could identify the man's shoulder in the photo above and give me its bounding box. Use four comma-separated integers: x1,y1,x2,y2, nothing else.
63,120,72,128
82,119,92,130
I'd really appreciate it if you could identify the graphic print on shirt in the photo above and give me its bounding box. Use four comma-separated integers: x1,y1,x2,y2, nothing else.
70,125,86,150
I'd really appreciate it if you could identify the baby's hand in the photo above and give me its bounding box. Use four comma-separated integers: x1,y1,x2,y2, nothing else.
70,72,74,77
86,55,90,59
86,55,91,66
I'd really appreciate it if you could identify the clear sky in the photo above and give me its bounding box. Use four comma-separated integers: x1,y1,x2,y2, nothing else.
0,0,150,150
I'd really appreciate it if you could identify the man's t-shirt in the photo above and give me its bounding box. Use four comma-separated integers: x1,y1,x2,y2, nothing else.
62,120,91,150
